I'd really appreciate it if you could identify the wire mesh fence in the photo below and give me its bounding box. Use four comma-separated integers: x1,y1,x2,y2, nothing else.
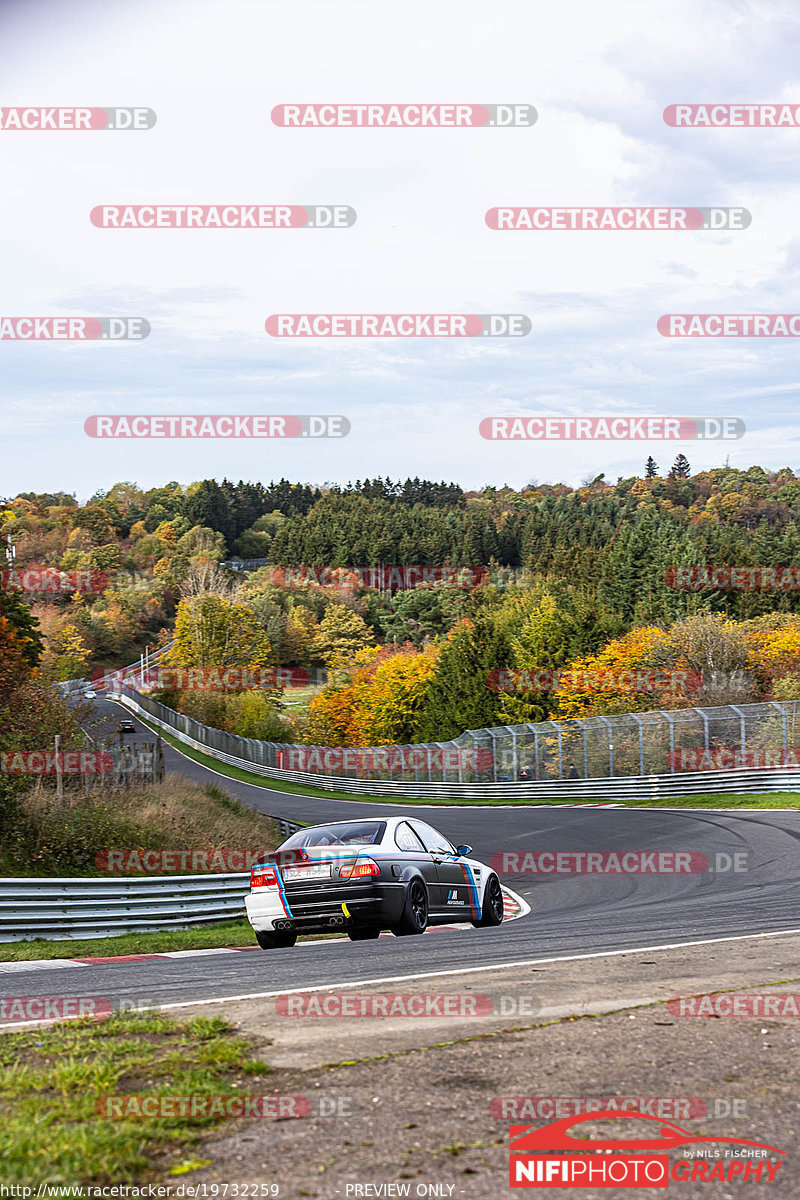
111,686,800,787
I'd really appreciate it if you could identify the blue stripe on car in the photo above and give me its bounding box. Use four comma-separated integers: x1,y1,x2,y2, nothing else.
458,862,481,920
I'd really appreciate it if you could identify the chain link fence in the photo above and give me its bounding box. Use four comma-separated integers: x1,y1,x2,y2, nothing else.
109,686,800,787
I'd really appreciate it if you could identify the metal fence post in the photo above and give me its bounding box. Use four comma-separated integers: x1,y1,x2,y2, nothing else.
693,708,710,755
552,723,563,779
728,705,747,759
505,726,518,780
487,729,498,781
630,714,645,776
660,712,676,772
597,716,614,776
770,701,788,753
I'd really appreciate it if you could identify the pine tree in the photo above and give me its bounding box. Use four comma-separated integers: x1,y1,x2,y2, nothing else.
671,454,691,479
414,611,510,741
645,456,658,478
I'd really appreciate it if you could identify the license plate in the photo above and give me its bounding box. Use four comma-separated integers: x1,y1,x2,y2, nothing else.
283,864,331,881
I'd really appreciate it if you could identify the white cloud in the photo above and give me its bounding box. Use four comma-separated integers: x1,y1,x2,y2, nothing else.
2,0,800,498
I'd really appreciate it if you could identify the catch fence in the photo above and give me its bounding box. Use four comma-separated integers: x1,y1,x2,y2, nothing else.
109,686,800,794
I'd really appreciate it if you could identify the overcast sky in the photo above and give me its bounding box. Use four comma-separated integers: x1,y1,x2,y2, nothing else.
2,0,800,501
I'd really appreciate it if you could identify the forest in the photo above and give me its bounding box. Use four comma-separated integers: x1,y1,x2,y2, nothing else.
4,458,800,754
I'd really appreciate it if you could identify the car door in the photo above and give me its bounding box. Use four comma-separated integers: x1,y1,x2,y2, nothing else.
408,820,474,917
392,820,441,906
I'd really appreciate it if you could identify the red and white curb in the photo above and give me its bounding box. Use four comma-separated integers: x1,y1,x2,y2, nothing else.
0,886,529,974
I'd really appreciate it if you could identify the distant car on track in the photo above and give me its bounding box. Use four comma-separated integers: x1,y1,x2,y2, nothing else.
84,690,96,699
118,719,136,735
246,816,504,949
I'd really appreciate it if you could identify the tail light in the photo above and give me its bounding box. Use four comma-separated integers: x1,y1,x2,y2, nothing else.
338,858,381,879
251,865,278,889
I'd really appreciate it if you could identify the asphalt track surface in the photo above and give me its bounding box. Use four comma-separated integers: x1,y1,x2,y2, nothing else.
6,696,800,1010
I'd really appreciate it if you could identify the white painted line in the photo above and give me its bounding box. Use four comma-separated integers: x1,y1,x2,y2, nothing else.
0,958,87,974
146,926,800,1013
160,947,243,958
4,926,800,1030
0,886,530,972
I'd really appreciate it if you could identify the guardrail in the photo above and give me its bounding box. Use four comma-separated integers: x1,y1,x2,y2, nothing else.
55,644,175,698
0,815,306,942
109,690,800,802
0,874,252,942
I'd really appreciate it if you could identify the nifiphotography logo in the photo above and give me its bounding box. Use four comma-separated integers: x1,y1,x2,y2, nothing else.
508,1112,785,1188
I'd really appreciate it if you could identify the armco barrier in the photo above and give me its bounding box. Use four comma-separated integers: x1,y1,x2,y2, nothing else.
0,870,524,943
0,874,252,941
0,809,305,943
108,689,800,802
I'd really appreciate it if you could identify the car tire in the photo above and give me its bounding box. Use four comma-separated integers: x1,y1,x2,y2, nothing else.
392,878,429,936
255,929,297,949
472,874,504,927
348,927,381,941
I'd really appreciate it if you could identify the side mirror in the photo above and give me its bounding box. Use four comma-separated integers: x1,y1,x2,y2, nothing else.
456,844,473,857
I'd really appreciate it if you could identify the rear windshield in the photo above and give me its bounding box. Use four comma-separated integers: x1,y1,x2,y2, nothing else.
280,821,387,848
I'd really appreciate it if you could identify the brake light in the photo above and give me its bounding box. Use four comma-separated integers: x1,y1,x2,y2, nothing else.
339,858,381,879
251,866,278,889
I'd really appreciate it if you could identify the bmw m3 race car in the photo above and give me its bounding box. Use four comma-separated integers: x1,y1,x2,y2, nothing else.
245,816,504,949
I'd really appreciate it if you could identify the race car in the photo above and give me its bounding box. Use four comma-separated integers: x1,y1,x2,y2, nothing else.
245,816,504,949
118,719,136,735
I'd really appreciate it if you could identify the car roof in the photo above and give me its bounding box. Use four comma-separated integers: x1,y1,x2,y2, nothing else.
297,816,434,835
300,816,414,831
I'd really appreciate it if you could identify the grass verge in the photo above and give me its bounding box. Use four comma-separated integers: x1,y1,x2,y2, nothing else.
623,790,800,808
0,919,345,962
0,919,256,962
0,1010,273,1185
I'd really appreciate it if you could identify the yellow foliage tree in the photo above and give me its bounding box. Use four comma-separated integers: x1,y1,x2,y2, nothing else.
552,626,669,718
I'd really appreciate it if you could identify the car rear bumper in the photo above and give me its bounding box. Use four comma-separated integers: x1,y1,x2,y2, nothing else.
245,879,407,933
